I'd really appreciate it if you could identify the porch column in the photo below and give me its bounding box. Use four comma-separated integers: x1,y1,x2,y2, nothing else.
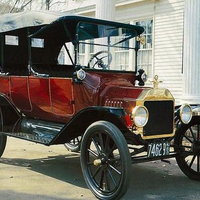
95,0,115,20
182,0,200,104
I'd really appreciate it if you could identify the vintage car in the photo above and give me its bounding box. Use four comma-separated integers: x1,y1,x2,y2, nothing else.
0,10,200,200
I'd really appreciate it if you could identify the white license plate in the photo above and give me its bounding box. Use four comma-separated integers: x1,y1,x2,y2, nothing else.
147,141,170,158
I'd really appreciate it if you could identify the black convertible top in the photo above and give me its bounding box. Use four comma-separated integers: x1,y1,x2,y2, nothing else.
31,14,144,39
0,10,63,33
0,10,144,68
0,10,144,37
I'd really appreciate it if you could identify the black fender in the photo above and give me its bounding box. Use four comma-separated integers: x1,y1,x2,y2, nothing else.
50,106,130,145
0,94,21,132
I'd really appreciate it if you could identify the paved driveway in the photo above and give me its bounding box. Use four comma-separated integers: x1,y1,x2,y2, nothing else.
0,138,200,200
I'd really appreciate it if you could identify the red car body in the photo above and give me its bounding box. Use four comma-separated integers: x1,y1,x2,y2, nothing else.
0,10,199,200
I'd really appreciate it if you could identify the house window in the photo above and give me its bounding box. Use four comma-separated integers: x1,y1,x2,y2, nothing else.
78,39,94,66
114,36,130,70
136,20,153,77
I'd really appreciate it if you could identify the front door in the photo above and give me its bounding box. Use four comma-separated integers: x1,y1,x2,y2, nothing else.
50,77,75,117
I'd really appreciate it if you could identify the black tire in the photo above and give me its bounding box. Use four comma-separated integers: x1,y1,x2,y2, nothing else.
0,134,7,157
0,113,7,157
174,116,200,180
64,136,82,152
80,121,131,200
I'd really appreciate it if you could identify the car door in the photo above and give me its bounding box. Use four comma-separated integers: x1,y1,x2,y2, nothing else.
50,77,75,117
10,76,32,112
28,76,52,119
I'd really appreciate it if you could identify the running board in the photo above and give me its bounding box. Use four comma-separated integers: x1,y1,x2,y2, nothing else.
4,118,65,145
5,132,55,145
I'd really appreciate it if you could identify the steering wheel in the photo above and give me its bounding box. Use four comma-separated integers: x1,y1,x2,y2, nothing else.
87,51,112,69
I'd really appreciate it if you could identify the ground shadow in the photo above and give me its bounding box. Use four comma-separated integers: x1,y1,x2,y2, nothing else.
1,150,200,200
0,153,87,189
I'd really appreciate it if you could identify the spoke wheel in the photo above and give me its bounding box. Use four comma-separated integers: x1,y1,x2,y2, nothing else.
175,116,200,180
64,136,82,152
80,121,131,200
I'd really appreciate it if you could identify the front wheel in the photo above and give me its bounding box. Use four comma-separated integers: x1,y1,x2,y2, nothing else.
174,116,200,180
80,121,131,200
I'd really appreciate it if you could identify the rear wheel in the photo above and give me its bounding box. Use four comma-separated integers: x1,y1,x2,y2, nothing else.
0,134,7,157
64,136,82,152
0,114,7,157
80,121,131,200
174,116,200,180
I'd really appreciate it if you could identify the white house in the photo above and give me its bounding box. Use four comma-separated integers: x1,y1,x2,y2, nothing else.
65,0,200,105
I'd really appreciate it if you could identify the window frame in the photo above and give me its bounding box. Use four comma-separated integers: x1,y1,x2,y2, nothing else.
136,19,153,78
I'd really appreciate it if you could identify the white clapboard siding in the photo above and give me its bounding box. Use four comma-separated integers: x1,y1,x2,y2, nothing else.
154,0,184,104
116,1,156,22
116,0,184,104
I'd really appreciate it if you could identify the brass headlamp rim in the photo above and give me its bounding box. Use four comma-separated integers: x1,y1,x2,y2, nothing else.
131,105,149,128
179,104,193,124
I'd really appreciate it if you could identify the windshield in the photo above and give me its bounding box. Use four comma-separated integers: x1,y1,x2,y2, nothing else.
28,16,143,73
76,22,137,71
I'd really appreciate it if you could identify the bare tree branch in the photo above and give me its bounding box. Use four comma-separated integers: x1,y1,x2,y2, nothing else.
0,0,66,14
50,1,65,7
10,0,20,13
19,0,32,11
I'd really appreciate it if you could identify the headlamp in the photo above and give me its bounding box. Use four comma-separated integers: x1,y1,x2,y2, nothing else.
180,104,192,124
132,105,149,127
